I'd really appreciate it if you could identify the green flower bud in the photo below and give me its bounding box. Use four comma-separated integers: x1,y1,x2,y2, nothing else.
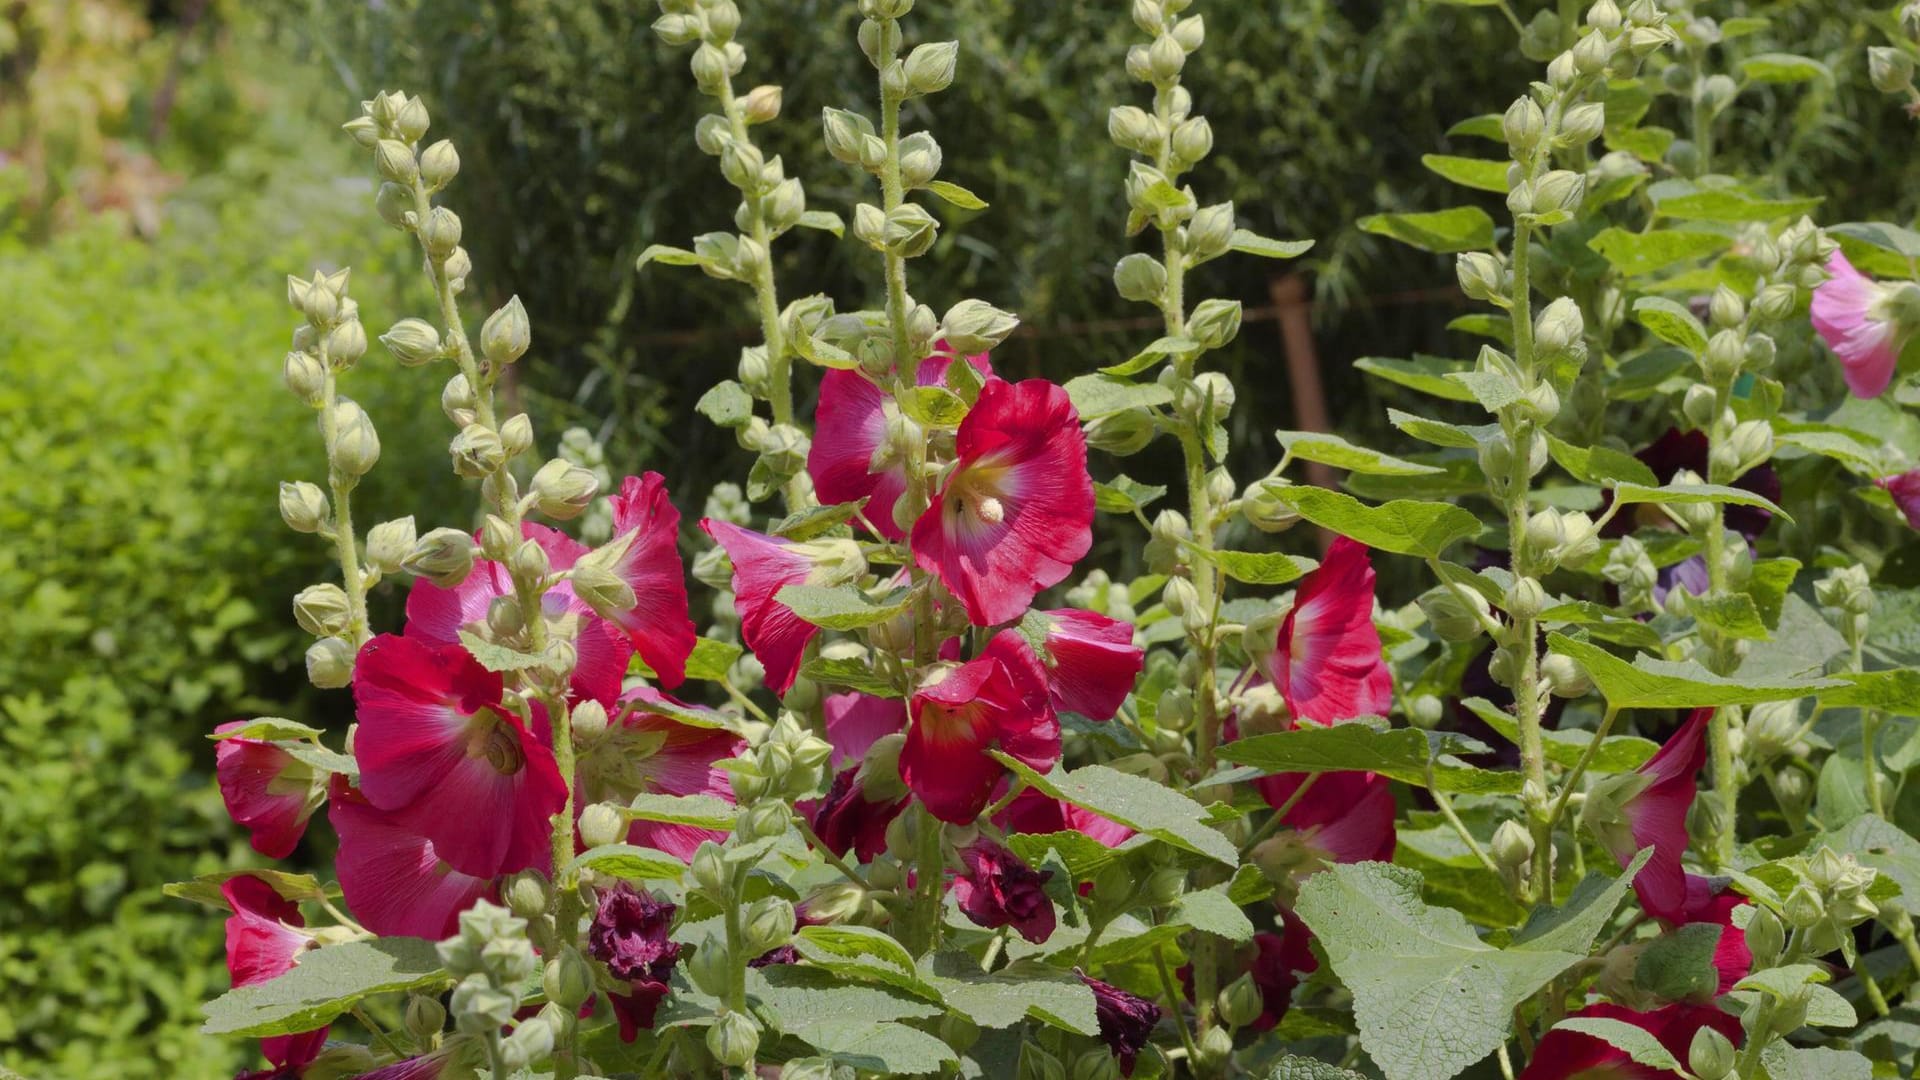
1784,881,1824,929
279,481,330,534
1533,169,1586,216
1418,586,1490,642
704,0,741,43
720,139,767,192
1534,296,1585,355
306,636,355,688
506,538,550,589
1148,33,1186,82
381,317,442,367
531,459,600,520
394,95,430,142
1188,298,1243,350
1218,972,1263,1029
1682,1025,1733,1080
1744,905,1785,966
481,296,531,365
1108,105,1159,153
450,980,516,1036
1113,253,1167,303
499,414,534,459
579,803,624,849
1492,819,1534,872
364,516,417,575
745,896,797,955
283,351,327,407
822,107,873,166
904,40,959,95
1242,477,1302,533
1705,285,1745,330
1504,577,1547,619
342,115,380,148
1702,329,1745,382
1171,115,1213,164
441,246,472,290
418,139,459,191
883,203,939,258
374,139,417,184
294,583,352,638
1085,409,1158,456
404,993,447,1043
1410,693,1446,729
1457,252,1506,302
1162,576,1200,620
1680,384,1718,430
1541,652,1593,698
1545,51,1578,92
898,132,943,189
692,841,730,898
707,1010,762,1068
1503,96,1546,158
1588,0,1623,32
1571,28,1611,74
1020,1045,1066,1080
404,527,476,588
450,424,506,479
1185,201,1235,264
1559,101,1606,147
329,400,381,477
740,83,783,124
326,318,368,369
1145,508,1190,574
690,42,729,93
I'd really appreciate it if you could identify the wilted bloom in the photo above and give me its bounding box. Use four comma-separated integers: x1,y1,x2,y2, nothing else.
215,722,322,858
1518,1002,1740,1080
1812,251,1912,399
1080,972,1162,1076
576,685,746,860
588,883,683,1042
1879,469,1920,530
598,474,699,687
701,519,864,694
993,786,1133,847
902,630,1059,823
1265,537,1393,724
352,634,567,879
1583,708,1710,923
808,347,992,539
1035,608,1144,720
952,838,1056,943
222,876,326,1074
328,775,496,939
912,378,1095,626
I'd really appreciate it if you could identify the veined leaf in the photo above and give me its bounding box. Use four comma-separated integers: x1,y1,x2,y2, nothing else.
1065,373,1174,418
776,584,913,630
1355,356,1480,403
1587,228,1729,275
991,754,1236,865
1421,154,1507,194
1220,722,1518,795
1263,486,1481,558
1277,429,1443,476
1548,633,1842,709
1230,229,1314,259
202,938,446,1037
1358,206,1496,253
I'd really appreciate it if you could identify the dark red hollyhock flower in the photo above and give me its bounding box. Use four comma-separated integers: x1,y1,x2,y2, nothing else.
952,838,1056,944
993,786,1133,848
1586,709,1710,924
221,876,326,1075
1602,429,1779,539
588,883,683,1043
1080,972,1162,1076
901,629,1060,824
215,722,322,859
806,766,908,862
1878,470,1920,530
1035,608,1145,721
1518,1002,1741,1080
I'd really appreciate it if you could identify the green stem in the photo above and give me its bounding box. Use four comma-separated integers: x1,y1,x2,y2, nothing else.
1429,767,1504,879
1544,705,1620,835
1730,997,1776,1079
1239,774,1320,856
317,359,370,648
1505,217,1552,904
1151,943,1205,1068
914,803,946,953
723,866,750,1013
793,813,866,886
1864,709,1886,819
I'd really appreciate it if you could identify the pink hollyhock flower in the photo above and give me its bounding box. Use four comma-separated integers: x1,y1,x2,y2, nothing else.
824,692,908,768
328,776,496,939
601,473,698,687
1035,608,1144,721
912,378,1094,627
993,786,1133,847
1812,252,1910,399
355,1052,457,1080
587,883,682,1043
809,347,992,539
700,519,863,694
352,634,567,879
901,629,1060,824
221,876,326,1073
576,685,745,860
1266,537,1392,724
1586,708,1711,924
952,837,1056,944
215,723,322,859
1879,470,1920,530
1080,972,1162,1076
404,522,635,707
1519,1002,1740,1080
1254,768,1398,864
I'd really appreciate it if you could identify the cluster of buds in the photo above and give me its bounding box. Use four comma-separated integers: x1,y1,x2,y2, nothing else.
438,901,557,1072
1815,564,1874,651
1868,4,1920,108
720,712,834,804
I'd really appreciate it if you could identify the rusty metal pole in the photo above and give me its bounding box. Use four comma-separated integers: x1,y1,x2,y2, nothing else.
1269,273,1335,553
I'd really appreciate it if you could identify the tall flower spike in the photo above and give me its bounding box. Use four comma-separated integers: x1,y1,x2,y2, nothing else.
215,722,323,858
328,775,496,940
1812,251,1912,399
700,519,864,694
809,348,992,539
1583,708,1711,923
351,634,567,879
1266,537,1393,724
912,378,1094,627
1035,608,1144,721
901,629,1060,824
602,473,699,687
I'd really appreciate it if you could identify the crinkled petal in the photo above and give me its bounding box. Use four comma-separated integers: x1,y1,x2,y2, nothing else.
701,519,818,693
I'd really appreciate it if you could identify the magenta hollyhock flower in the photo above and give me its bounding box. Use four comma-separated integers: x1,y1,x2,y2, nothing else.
1035,608,1144,721
221,876,326,1073
588,883,682,1043
824,691,908,767
1879,470,1920,529
1080,972,1162,1076
1589,709,1711,924
576,685,745,860
599,473,698,687
1812,252,1908,399
215,723,321,859
1519,1002,1740,1080
901,629,1060,824
327,775,496,939
700,519,863,694
993,786,1134,847
806,767,908,862
1266,537,1393,724
809,346,992,539
404,522,635,707
912,378,1094,627
355,1052,456,1080
1254,768,1398,864
351,634,567,879
952,837,1056,944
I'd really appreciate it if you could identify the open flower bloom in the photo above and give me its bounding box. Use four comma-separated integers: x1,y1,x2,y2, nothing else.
355,1050,460,1080
1518,1002,1741,1080
809,347,992,539
1081,972,1162,1076
701,519,864,694
825,691,908,768
221,876,326,1072
1035,608,1144,720
352,634,567,879
1255,768,1398,865
807,766,909,862
1265,537,1393,724
993,785,1133,847
215,723,322,859
912,378,1094,627
596,473,698,687
1812,251,1912,399
1583,708,1711,924
587,883,683,1043
328,775,496,939
1879,469,1920,530
901,629,1059,824
576,685,745,860
952,837,1056,944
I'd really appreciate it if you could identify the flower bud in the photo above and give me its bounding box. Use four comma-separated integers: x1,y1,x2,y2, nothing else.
381,317,442,367
294,583,353,638
279,481,330,534
1533,169,1587,216
1688,1025,1735,1080
1241,477,1302,533
1504,96,1546,158
1571,28,1611,74
482,296,531,365
1419,586,1489,642
500,415,535,461
442,246,472,289
745,896,797,955
419,141,459,193
283,351,327,407
1705,285,1746,330
1410,693,1445,729
374,139,417,184
904,40,959,95
326,318,369,370
1085,409,1158,456
1162,576,1200,620
1681,384,1717,430
530,459,600,520
1541,652,1593,698
1148,33,1186,82
1557,511,1601,567
1492,819,1534,871
707,1011,761,1068
394,95,430,142
1113,253,1167,303
1784,882,1824,929
1457,252,1506,302
1188,298,1242,350
342,115,380,148
329,400,381,477
362,516,417,575
508,537,551,586
1171,115,1213,164
1108,105,1159,153
1702,328,1745,383
404,527,477,588
450,424,507,478
738,83,783,125
569,700,610,743
1504,577,1547,619
897,132,943,189
1217,972,1262,1029
1145,509,1190,574
939,298,1019,354
579,803,625,849
404,994,447,1042
883,203,939,258
1534,297,1585,354
1874,46,1918,96
306,636,355,688
1745,905,1785,966
1560,102,1606,149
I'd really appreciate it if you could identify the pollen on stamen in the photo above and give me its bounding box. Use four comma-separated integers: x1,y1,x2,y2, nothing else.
974,495,1005,525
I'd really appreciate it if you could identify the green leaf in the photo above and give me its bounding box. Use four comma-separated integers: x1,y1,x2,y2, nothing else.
1444,369,1523,412
635,243,703,271
1004,830,1137,882
902,385,969,427
1544,434,1659,487
1828,221,1920,261
1587,227,1730,275
750,965,940,1034
456,630,548,673
1740,53,1831,84
1822,669,1920,714
800,655,904,698
1172,886,1256,942
1739,594,1845,679
1389,408,1498,450
1548,633,1843,709
1549,1017,1681,1072
201,938,446,1037
771,500,869,542
1229,229,1314,259
1631,296,1708,353
566,843,688,883
1355,356,1480,403
1191,547,1316,585
1446,114,1505,140
1420,155,1508,193
1460,697,1656,773
1276,430,1442,476
1102,335,1198,377
277,741,358,777
1263,486,1481,558
1094,475,1168,515
695,380,754,428
1756,1045,1873,1080
991,755,1237,865
1633,922,1723,1001
775,584,913,630
1065,373,1174,418
1649,181,1823,223
1773,423,1891,476
919,953,1099,1034
790,329,858,370
208,717,324,743
1296,862,1590,1080
1688,593,1770,641
924,180,988,210
793,925,937,1000
792,1020,957,1073
1266,1057,1368,1080
795,210,845,237
164,869,329,909
1220,722,1520,795
678,637,744,682
1611,481,1790,522
623,792,741,831
1358,206,1496,254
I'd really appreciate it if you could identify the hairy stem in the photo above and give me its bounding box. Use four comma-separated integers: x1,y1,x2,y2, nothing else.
318,357,371,648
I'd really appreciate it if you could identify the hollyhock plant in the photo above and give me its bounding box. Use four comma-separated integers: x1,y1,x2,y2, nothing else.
1583,709,1711,923
221,876,327,1073
1879,469,1920,529
351,634,567,878
900,629,1060,823
576,685,745,859
215,723,322,858
1035,608,1145,720
328,775,496,939
1265,537,1393,725
1812,251,1913,399
1081,972,1163,1076
952,837,1056,943
1517,1002,1741,1080
587,883,683,1042
701,519,863,693
911,377,1094,627
808,347,992,539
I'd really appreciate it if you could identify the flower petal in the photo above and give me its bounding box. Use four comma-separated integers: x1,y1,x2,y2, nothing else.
606,473,698,687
